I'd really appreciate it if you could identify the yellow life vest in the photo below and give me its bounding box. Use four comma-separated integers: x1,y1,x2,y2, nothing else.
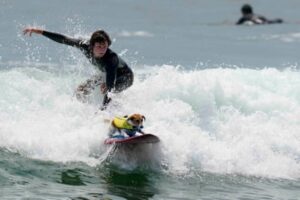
112,116,133,130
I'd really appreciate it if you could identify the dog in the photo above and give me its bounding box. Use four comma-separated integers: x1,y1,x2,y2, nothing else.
108,114,146,138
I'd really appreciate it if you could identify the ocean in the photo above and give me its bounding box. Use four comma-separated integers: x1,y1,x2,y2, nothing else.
0,0,300,199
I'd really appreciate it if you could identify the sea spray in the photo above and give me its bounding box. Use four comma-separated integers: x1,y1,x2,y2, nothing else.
0,63,299,179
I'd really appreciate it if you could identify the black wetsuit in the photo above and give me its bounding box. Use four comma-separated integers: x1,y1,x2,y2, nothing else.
42,31,133,93
236,14,283,25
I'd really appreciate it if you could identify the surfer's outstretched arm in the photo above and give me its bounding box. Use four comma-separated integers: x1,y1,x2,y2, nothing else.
23,28,83,48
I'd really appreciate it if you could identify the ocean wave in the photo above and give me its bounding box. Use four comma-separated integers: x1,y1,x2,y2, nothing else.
0,63,299,179
117,30,154,38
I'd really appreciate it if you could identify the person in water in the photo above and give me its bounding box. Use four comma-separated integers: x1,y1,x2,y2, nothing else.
236,4,283,25
23,28,134,107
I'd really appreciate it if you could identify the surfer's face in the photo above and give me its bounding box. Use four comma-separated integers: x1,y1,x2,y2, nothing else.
93,42,108,58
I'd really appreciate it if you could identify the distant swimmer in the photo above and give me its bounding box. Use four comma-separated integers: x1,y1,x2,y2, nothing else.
23,28,133,108
236,4,283,25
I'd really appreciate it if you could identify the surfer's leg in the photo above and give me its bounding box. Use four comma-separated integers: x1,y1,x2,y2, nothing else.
113,72,133,93
75,75,104,102
100,73,132,109
102,94,112,106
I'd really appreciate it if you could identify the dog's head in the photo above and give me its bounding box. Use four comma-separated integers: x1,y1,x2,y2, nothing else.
127,114,146,128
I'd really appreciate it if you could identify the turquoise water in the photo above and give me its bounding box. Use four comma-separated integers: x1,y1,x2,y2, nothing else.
1,0,300,199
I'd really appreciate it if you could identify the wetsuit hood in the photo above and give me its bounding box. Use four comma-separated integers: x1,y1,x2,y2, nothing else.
242,4,253,15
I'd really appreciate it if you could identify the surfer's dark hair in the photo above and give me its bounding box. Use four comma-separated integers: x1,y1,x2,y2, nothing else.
241,4,253,15
90,30,111,47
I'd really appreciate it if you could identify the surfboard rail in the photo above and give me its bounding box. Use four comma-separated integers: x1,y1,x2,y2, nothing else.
104,134,160,145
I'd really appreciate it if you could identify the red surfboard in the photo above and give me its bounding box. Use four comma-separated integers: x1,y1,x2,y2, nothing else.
104,134,160,145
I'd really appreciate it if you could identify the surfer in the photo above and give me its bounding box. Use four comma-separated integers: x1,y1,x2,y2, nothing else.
23,28,134,107
236,4,283,25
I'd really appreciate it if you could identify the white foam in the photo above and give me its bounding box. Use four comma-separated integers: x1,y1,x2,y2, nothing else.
117,30,154,38
0,64,299,179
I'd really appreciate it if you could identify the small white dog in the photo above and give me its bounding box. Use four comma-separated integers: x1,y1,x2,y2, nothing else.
108,114,146,138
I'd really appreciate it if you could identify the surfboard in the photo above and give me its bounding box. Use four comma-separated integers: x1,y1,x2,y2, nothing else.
104,134,160,145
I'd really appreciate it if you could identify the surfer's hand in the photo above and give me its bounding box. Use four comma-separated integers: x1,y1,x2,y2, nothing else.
23,28,43,36
100,83,107,94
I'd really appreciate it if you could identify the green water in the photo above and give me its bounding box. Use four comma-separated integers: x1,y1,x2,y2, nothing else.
1,149,299,200
1,0,300,199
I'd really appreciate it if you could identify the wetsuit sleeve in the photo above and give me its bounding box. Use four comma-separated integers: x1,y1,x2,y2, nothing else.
105,55,119,91
268,18,283,24
236,17,246,25
258,16,267,23
42,30,84,48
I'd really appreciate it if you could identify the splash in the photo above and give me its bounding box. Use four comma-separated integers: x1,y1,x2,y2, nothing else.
0,63,299,179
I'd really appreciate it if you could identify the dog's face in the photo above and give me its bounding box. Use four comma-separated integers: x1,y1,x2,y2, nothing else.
127,114,145,127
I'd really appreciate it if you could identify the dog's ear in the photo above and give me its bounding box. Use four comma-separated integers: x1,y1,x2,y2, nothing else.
142,115,146,121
